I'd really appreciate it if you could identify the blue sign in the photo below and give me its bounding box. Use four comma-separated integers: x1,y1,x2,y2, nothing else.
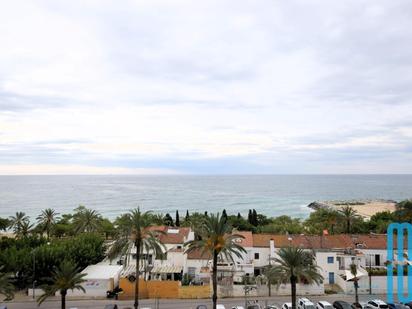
387,223,412,303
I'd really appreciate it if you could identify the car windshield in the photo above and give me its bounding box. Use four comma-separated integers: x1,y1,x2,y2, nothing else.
380,306,389,309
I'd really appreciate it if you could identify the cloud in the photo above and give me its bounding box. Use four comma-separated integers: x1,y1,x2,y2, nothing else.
0,164,178,176
0,0,412,174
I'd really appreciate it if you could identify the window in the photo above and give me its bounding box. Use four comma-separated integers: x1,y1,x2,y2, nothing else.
327,256,334,264
254,253,259,260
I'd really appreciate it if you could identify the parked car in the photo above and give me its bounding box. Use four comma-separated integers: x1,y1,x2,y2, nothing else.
352,302,369,309
247,305,262,309
104,305,118,309
196,306,208,309
317,301,333,309
266,304,281,309
217,305,226,309
333,301,353,309
282,303,293,309
298,298,316,309
388,304,409,309
368,300,388,309
404,303,412,309
232,306,245,309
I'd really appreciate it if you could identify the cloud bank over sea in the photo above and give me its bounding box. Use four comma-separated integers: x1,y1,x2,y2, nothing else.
1,1,412,174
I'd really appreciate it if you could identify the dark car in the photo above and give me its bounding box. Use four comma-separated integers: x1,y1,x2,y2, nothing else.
196,306,208,309
104,305,118,309
334,301,353,309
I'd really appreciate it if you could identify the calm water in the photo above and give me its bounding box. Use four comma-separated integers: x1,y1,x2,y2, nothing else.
0,175,411,220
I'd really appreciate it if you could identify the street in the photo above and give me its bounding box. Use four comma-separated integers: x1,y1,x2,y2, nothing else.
3,294,390,309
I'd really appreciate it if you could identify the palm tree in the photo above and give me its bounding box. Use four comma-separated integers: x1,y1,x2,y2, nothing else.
19,220,33,238
37,208,59,239
350,263,359,304
9,211,29,235
341,205,358,233
107,208,165,309
0,266,14,301
264,246,323,309
0,217,10,231
185,213,246,309
37,261,86,309
72,206,101,233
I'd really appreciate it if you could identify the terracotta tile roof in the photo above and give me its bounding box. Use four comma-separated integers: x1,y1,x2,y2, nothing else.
187,249,211,260
147,226,191,244
252,234,382,250
306,235,354,249
350,234,388,249
234,231,253,247
252,234,293,248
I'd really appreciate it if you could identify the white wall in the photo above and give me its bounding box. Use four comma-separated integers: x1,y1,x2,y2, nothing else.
67,278,113,297
218,283,324,297
338,275,408,295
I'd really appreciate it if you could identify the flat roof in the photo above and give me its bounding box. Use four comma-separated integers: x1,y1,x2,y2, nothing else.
81,265,123,280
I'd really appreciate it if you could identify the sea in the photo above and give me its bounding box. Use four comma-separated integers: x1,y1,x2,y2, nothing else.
0,175,411,220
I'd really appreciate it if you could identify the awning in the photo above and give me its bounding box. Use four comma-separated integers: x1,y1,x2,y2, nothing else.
345,267,368,281
121,264,150,276
151,265,183,274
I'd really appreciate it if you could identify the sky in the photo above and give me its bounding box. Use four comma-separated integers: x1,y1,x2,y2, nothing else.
0,1,412,175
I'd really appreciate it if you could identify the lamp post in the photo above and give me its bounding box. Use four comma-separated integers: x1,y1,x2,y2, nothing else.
32,242,50,300
32,248,37,300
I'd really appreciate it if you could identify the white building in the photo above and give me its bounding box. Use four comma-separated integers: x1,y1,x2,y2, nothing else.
67,264,123,297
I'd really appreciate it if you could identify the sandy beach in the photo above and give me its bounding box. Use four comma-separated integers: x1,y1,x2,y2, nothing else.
308,199,397,218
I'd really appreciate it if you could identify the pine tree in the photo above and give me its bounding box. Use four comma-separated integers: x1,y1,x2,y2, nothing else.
185,210,190,221
237,212,242,219
204,211,208,217
175,210,180,227
164,213,174,226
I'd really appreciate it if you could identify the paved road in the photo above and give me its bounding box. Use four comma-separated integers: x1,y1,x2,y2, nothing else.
3,294,390,309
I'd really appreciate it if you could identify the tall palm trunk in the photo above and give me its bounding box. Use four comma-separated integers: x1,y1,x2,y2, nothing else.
212,250,218,309
354,279,359,304
291,275,297,309
61,289,67,309
134,239,141,309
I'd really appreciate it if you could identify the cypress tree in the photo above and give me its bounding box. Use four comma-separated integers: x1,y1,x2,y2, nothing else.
222,209,228,222
252,209,258,226
175,210,180,227
248,209,253,224
237,212,242,219
185,210,190,221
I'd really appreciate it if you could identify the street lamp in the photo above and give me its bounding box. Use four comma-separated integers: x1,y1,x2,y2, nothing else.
32,248,37,300
32,242,50,300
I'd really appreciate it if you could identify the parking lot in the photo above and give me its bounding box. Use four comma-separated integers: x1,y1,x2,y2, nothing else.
2,294,390,309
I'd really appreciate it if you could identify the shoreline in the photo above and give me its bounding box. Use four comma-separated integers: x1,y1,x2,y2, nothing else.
308,199,397,218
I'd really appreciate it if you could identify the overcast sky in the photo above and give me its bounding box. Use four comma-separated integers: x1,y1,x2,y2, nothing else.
1,0,412,175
